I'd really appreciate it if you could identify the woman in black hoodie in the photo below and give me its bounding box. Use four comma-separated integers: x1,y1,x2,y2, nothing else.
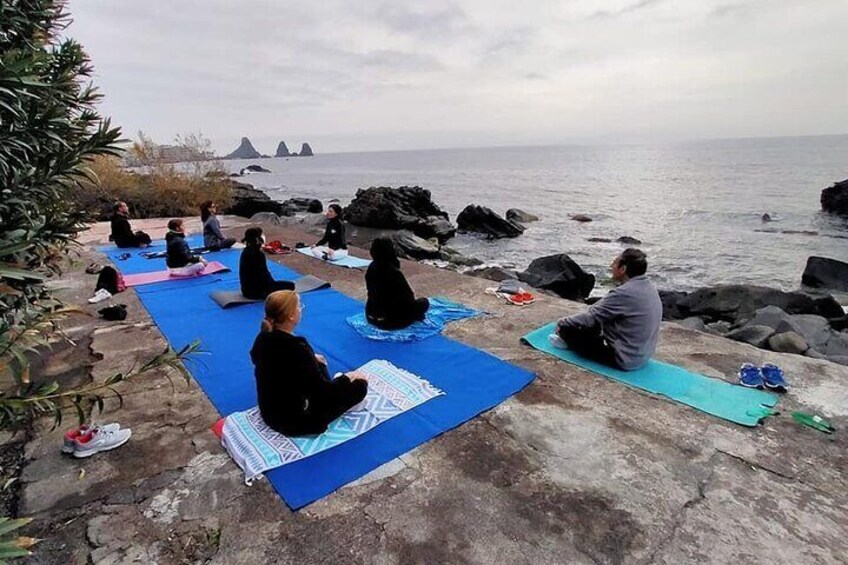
251,290,368,436
239,227,295,299
365,238,430,330
312,204,348,261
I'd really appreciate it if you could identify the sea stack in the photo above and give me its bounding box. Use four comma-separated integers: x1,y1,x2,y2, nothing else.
224,137,261,159
275,141,290,157
299,142,314,157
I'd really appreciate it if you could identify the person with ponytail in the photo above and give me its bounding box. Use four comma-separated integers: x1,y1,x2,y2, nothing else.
250,290,368,436
365,238,430,329
239,227,295,299
201,201,236,251
312,204,349,261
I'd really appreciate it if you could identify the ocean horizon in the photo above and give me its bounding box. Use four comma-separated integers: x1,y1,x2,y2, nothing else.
223,134,848,295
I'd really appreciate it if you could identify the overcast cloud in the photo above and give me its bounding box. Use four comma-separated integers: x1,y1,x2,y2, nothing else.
67,0,848,154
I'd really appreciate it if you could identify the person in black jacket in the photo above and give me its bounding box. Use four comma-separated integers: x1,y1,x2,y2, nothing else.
110,202,152,248
239,227,295,299
365,238,430,330
165,219,206,276
251,290,368,436
312,204,348,261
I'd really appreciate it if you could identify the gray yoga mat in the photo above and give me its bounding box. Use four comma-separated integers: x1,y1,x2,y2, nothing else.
210,275,331,309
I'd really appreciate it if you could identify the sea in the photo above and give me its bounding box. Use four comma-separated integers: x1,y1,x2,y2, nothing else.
223,135,848,293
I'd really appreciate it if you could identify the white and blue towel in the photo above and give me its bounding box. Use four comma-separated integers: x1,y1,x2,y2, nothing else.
346,296,481,343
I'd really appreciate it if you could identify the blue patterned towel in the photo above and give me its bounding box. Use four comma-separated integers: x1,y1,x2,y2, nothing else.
346,297,481,343
221,360,444,484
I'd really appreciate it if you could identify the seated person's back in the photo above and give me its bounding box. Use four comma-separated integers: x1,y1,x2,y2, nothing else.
556,248,661,370
251,291,367,436
239,227,294,299
365,238,429,330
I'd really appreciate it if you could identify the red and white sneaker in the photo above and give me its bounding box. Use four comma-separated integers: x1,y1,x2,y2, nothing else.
72,426,132,458
62,423,121,454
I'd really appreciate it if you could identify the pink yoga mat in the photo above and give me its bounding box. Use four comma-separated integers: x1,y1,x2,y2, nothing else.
122,262,230,287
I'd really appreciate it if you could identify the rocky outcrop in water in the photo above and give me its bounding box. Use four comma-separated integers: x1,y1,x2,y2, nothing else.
344,186,455,244
224,180,284,217
275,142,290,157
241,164,271,173
282,198,323,214
570,214,593,222
821,178,848,215
802,256,848,292
506,209,538,223
517,254,595,300
299,143,314,157
224,137,262,160
457,205,524,239
390,231,441,260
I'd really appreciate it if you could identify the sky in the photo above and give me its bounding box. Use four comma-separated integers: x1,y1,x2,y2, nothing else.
67,0,848,154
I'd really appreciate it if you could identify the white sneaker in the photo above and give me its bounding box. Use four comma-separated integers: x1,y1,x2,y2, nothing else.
547,334,569,350
73,427,132,458
62,422,121,454
87,288,112,304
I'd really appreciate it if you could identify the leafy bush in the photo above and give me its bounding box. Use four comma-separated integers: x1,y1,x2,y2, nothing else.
71,132,233,220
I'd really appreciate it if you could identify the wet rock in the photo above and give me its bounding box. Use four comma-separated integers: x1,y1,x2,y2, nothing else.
675,317,707,332
282,198,323,214
456,205,525,239
676,285,843,324
241,164,271,173
768,331,808,354
224,137,261,160
570,214,593,222
438,246,483,267
518,254,595,300
345,186,454,243
466,266,518,282
249,212,281,225
725,325,775,348
224,180,284,218
820,178,848,215
588,237,612,243
659,290,689,320
761,213,772,222
802,256,848,292
506,209,539,223
617,236,642,245
390,231,441,260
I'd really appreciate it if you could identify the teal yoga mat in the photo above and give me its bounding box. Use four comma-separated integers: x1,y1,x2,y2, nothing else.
521,322,778,427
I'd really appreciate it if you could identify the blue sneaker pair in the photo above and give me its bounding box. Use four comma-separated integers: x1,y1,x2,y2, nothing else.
738,363,788,392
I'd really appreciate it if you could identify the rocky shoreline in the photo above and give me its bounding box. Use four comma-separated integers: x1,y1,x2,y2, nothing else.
224,180,848,366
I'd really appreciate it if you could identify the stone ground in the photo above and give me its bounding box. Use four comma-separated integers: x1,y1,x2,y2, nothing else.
9,216,848,564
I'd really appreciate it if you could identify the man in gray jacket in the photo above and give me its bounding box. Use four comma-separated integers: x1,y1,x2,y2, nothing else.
552,248,662,370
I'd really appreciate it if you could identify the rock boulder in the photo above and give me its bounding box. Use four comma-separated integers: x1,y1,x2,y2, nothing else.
282,198,323,214
570,214,593,222
506,209,539,223
249,212,281,225
456,205,524,239
725,325,775,348
466,266,518,282
802,256,848,292
224,180,285,218
768,332,809,354
242,164,271,173
517,254,595,300
390,231,441,260
344,186,454,244
617,236,642,245
675,285,843,323
820,178,848,215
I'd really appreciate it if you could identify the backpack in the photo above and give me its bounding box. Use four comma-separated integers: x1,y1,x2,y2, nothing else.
95,266,126,295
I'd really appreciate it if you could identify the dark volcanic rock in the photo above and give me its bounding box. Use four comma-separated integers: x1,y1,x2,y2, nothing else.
249,212,282,225
456,205,524,239
588,237,613,243
506,209,539,223
570,214,593,222
223,180,284,218
659,290,689,320
820,178,848,215
517,254,595,300
726,325,775,348
299,143,314,157
675,285,843,323
390,231,441,260
242,164,271,173
345,186,454,244
282,198,323,214
768,332,809,354
466,266,518,282
617,236,642,245
224,137,262,160
275,141,290,157
802,256,848,292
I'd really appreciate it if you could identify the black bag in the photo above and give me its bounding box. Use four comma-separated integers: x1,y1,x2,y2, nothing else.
95,266,122,295
98,304,127,321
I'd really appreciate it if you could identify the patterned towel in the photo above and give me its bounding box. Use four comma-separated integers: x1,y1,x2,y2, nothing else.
346,297,481,343
221,359,444,484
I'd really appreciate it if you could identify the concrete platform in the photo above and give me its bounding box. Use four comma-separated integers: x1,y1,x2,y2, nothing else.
17,217,848,564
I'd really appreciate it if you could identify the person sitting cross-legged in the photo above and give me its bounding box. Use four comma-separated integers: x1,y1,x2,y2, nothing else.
239,227,295,299
551,248,662,371
110,201,152,248
365,238,430,330
165,218,206,276
312,204,348,261
251,291,368,436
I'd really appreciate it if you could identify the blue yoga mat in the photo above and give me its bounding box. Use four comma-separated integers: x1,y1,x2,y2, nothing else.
346,297,482,342
522,323,777,427
100,240,534,508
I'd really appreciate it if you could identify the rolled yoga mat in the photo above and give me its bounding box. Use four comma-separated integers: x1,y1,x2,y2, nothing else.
521,322,778,427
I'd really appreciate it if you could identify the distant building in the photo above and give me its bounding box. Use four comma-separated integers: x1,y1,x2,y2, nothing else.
156,144,212,163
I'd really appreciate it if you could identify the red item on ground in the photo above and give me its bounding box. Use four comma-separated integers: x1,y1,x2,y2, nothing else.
262,240,292,255
211,418,225,438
